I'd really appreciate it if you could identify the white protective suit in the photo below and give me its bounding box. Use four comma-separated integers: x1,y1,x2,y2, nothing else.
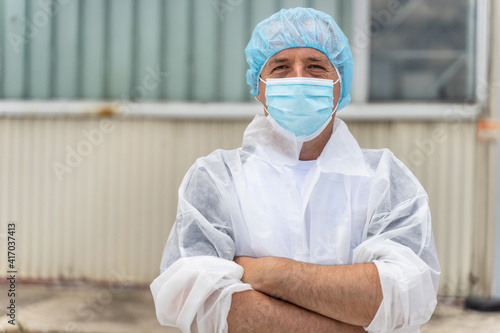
151,115,441,333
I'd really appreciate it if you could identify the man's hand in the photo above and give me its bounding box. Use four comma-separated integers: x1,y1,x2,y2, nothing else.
234,256,382,327
234,256,269,290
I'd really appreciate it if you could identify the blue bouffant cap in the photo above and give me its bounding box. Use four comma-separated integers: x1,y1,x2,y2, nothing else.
245,7,354,110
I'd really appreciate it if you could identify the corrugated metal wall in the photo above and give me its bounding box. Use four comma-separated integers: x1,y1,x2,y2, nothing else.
0,0,351,101
0,115,492,296
349,119,485,297
0,116,249,284
0,0,494,298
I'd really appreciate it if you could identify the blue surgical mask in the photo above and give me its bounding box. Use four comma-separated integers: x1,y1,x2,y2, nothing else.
260,76,340,141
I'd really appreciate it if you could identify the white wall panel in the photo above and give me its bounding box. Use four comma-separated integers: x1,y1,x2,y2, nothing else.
347,119,482,297
0,116,493,297
0,116,249,285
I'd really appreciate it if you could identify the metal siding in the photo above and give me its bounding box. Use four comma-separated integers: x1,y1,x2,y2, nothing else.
281,0,312,9
0,0,351,101
496,132,500,297
495,0,500,297
0,0,4,98
220,0,250,102
346,119,480,297
136,0,162,100
107,0,135,99
0,0,491,297
192,0,220,101
164,0,191,100
250,0,280,28
0,117,250,284
81,0,106,99
471,140,497,296
0,115,491,297
312,0,340,22
27,0,53,99
3,0,26,98
53,0,79,98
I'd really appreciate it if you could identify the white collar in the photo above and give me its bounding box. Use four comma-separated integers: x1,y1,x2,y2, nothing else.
241,115,370,177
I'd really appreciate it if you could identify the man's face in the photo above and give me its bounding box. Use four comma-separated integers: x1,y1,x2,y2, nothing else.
256,47,341,111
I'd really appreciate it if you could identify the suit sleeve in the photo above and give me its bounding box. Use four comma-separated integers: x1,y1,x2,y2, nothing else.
353,150,441,333
150,155,252,333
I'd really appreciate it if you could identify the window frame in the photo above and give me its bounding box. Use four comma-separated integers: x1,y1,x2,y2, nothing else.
347,0,490,120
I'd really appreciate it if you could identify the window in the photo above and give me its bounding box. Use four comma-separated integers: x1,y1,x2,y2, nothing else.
369,0,476,102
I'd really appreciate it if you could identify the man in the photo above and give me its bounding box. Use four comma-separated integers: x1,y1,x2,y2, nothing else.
151,8,440,333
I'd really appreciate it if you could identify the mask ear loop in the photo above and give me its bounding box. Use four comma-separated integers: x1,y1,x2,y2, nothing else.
332,65,341,114
256,76,268,112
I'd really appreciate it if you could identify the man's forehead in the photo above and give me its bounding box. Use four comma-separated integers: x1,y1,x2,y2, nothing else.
266,48,331,64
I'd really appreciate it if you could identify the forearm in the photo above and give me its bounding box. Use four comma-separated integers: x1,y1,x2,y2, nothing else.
237,257,382,327
151,256,253,331
227,290,365,333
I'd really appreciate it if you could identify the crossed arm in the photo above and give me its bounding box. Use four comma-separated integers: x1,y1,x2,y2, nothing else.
227,256,382,332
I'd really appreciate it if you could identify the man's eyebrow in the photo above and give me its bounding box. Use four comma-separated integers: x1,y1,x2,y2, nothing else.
306,57,331,65
268,58,289,64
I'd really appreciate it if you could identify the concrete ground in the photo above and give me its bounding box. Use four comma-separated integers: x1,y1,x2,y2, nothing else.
1,284,499,333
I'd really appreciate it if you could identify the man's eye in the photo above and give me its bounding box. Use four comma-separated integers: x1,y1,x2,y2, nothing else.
309,65,325,69
274,65,286,71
